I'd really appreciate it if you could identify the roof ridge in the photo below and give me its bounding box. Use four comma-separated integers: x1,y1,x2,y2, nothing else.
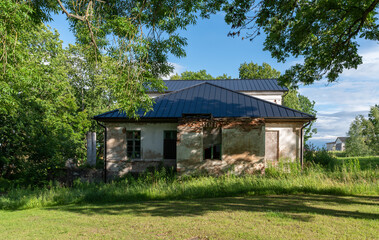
94,82,315,120
201,82,315,119
152,81,211,100
94,109,120,118
163,78,279,81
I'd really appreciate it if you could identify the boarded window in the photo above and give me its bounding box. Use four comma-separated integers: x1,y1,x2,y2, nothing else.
203,127,221,160
265,131,279,162
126,131,141,159
164,131,177,159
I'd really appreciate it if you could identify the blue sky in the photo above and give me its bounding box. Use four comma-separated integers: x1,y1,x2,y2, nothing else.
49,13,379,148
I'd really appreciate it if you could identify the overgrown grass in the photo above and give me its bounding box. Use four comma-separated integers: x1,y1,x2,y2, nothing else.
1,161,378,210
334,156,379,170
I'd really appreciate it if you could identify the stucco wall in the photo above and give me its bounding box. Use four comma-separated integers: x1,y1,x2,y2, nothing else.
177,118,266,175
265,122,304,164
105,122,178,178
104,119,306,177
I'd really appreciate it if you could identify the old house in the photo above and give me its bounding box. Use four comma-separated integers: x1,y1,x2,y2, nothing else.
94,80,315,179
326,137,349,151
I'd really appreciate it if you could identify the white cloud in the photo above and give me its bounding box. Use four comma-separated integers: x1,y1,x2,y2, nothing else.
162,62,186,80
301,45,379,147
311,111,368,142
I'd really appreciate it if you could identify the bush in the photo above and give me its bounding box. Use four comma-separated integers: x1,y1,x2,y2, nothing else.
305,147,336,167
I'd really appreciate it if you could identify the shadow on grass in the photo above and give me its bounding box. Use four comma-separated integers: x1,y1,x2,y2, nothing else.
47,194,379,222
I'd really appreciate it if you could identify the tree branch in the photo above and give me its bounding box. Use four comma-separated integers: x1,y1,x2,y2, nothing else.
56,0,98,52
57,0,85,21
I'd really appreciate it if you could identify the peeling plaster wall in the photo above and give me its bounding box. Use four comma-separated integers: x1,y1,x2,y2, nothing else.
105,122,177,178
104,119,306,178
177,118,266,175
265,122,304,164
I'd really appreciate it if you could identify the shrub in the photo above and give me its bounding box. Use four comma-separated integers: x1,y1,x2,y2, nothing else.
305,147,336,167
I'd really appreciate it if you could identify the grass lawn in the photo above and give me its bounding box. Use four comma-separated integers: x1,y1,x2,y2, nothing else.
1,194,378,240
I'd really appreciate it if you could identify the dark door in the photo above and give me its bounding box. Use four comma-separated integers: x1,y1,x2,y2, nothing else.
164,131,177,159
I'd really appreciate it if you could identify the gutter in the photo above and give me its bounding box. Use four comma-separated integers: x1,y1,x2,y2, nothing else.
96,120,107,183
300,120,312,169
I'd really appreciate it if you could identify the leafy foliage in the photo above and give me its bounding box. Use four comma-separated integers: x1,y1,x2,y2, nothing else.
1,0,225,115
170,69,231,80
224,0,379,86
282,89,317,142
0,25,90,186
346,105,379,156
239,62,280,79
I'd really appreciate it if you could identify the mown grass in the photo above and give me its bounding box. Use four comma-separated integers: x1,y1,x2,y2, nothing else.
1,195,378,239
1,162,378,210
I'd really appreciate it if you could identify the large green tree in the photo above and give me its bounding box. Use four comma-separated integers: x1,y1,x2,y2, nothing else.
346,105,379,156
0,25,89,185
1,0,226,116
224,0,379,87
239,62,317,142
239,62,280,79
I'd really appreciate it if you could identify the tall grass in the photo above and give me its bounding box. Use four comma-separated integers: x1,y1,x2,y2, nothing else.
1,160,378,210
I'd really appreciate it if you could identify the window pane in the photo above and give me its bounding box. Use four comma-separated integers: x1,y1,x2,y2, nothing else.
203,127,221,160
164,131,176,140
126,131,133,139
134,131,141,139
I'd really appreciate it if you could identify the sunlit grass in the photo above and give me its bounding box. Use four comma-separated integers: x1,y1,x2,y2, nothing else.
1,161,377,210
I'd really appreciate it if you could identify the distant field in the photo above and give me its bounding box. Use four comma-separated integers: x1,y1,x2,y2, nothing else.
335,156,379,170
0,195,378,240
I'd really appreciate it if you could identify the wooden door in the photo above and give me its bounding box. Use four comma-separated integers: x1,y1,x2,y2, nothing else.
265,131,279,162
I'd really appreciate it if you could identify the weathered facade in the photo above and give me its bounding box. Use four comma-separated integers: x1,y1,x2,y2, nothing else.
95,80,315,179
326,137,349,151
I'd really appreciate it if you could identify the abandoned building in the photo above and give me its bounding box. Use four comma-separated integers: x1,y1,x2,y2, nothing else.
94,79,316,179
326,137,349,151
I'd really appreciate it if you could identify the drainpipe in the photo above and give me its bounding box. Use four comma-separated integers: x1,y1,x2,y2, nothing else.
300,120,312,169
97,121,107,183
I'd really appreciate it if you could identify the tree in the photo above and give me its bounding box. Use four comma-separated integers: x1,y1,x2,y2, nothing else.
0,25,89,185
170,70,231,80
224,0,379,87
367,105,379,154
1,0,226,116
282,89,317,143
346,116,373,156
346,105,379,156
239,62,280,79
238,61,317,142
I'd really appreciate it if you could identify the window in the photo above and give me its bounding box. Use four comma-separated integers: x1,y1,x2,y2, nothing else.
126,131,141,159
203,127,221,160
164,131,177,159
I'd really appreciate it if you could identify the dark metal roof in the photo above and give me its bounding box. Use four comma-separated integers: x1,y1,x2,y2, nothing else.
150,79,287,92
336,137,349,143
95,82,315,120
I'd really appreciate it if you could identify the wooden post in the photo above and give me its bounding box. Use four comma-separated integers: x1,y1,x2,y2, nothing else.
87,132,96,166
